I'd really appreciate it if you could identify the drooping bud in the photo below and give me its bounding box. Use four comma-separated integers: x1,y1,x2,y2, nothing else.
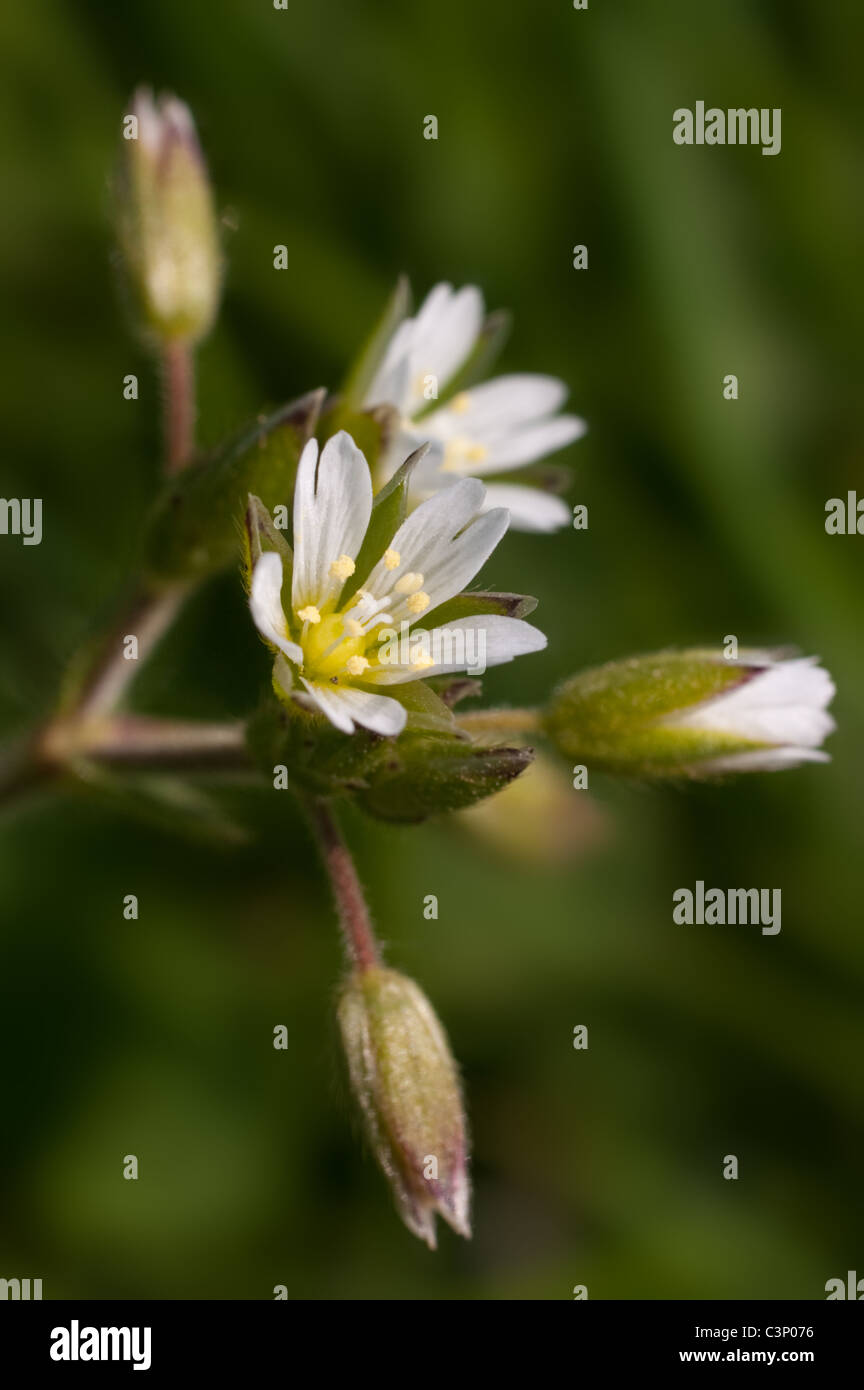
543,649,835,779
337,966,470,1248
116,88,222,346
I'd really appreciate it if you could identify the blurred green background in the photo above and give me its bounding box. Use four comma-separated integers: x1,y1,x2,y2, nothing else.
1,0,862,1299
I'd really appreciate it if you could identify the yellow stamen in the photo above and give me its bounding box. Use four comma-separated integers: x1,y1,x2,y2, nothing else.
450,392,472,414
406,591,430,615
298,605,321,624
344,618,365,637
412,654,435,670
383,548,401,570
329,554,356,580
345,655,369,676
394,571,424,595
442,437,489,472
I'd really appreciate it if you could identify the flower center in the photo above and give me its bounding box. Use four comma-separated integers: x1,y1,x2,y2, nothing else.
302,613,368,681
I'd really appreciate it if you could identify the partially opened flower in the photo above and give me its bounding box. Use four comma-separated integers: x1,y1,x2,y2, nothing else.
544,649,836,778
247,431,546,736
362,282,586,532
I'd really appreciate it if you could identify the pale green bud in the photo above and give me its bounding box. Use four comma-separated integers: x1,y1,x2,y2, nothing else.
543,649,835,778
338,967,470,1248
116,88,222,345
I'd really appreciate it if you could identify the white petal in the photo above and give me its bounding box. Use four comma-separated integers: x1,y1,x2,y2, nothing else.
674,657,836,747
405,284,484,414
429,374,570,433
301,677,406,735
479,415,587,468
481,484,571,532
364,317,416,413
698,747,831,774
366,284,484,418
250,553,303,663
291,431,373,612
363,480,509,620
367,615,546,683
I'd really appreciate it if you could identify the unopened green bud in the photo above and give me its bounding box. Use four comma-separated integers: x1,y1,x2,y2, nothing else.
543,649,835,778
116,88,222,345
338,966,470,1249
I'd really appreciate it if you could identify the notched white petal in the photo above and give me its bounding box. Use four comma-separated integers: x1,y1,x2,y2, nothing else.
250,552,303,664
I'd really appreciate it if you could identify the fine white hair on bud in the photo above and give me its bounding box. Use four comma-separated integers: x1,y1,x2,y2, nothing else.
337,966,470,1249
543,649,836,779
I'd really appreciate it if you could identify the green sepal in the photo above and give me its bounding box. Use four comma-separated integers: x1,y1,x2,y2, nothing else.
355,733,534,824
376,678,463,737
423,589,539,630
485,461,571,494
316,399,401,473
245,696,382,798
341,275,412,409
246,690,533,819
413,308,511,421
542,650,761,778
144,389,323,584
242,493,293,594
426,676,484,708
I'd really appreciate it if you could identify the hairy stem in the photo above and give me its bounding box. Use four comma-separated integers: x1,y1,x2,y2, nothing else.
162,339,196,473
307,798,380,972
41,715,250,773
457,707,541,737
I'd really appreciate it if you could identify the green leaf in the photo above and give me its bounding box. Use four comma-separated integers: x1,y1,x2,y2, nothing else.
67,761,249,845
341,275,412,409
144,389,323,584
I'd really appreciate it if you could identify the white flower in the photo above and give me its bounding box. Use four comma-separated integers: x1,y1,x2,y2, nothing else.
363,282,586,532
249,431,546,736
671,655,836,772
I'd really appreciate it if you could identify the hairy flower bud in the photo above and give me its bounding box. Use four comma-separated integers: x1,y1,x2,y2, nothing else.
543,649,835,778
337,966,470,1248
116,88,222,345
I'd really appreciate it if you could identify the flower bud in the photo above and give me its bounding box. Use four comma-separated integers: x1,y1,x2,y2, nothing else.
116,88,222,345
337,966,470,1248
543,649,835,778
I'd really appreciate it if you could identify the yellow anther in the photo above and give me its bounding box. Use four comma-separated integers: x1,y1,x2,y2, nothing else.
394,571,425,595
412,654,435,670
298,605,321,624
383,548,401,570
465,443,489,462
449,392,472,415
406,591,430,615
345,655,370,676
329,554,356,580
344,618,365,637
